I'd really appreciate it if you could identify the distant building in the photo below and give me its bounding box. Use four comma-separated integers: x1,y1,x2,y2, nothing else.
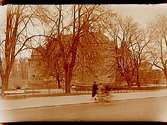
28,47,48,82
8,58,29,89
139,63,164,85
112,44,166,86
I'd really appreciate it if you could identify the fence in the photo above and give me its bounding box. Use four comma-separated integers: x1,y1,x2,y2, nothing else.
2,84,167,98
2,85,92,98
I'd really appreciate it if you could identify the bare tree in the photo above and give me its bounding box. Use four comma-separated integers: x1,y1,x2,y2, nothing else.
35,5,108,93
128,28,151,87
60,5,110,93
103,14,150,87
0,5,45,94
103,15,134,86
149,15,167,86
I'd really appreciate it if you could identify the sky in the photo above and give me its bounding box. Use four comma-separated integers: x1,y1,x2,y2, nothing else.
0,5,6,39
0,4,167,58
1,4,167,29
1,4,167,34
105,4,167,27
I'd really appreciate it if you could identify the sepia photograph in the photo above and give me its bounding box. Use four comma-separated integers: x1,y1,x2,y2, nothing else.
0,4,167,122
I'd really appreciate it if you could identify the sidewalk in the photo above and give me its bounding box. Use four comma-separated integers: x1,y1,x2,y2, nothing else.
0,89,167,110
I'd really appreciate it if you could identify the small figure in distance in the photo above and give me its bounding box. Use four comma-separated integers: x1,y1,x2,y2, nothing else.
92,81,98,101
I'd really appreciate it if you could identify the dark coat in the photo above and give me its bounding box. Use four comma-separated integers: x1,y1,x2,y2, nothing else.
92,83,98,97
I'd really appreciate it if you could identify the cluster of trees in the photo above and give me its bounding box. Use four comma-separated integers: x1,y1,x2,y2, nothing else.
0,5,167,95
103,15,151,87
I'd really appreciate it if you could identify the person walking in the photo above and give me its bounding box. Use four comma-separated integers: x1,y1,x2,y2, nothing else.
92,81,98,100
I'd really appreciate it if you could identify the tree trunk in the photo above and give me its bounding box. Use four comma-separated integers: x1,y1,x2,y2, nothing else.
1,73,10,96
1,61,13,96
136,74,140,87
64,65,72,94
124,73,131,87
56,74,61,89
164,71,167,87
136,68,140,87
126,79,131,87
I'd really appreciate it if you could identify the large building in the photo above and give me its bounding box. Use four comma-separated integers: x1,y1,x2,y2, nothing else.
28,31,115,86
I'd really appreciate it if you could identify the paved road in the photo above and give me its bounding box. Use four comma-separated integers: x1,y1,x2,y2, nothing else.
1,97,167,122
2,89,167,110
